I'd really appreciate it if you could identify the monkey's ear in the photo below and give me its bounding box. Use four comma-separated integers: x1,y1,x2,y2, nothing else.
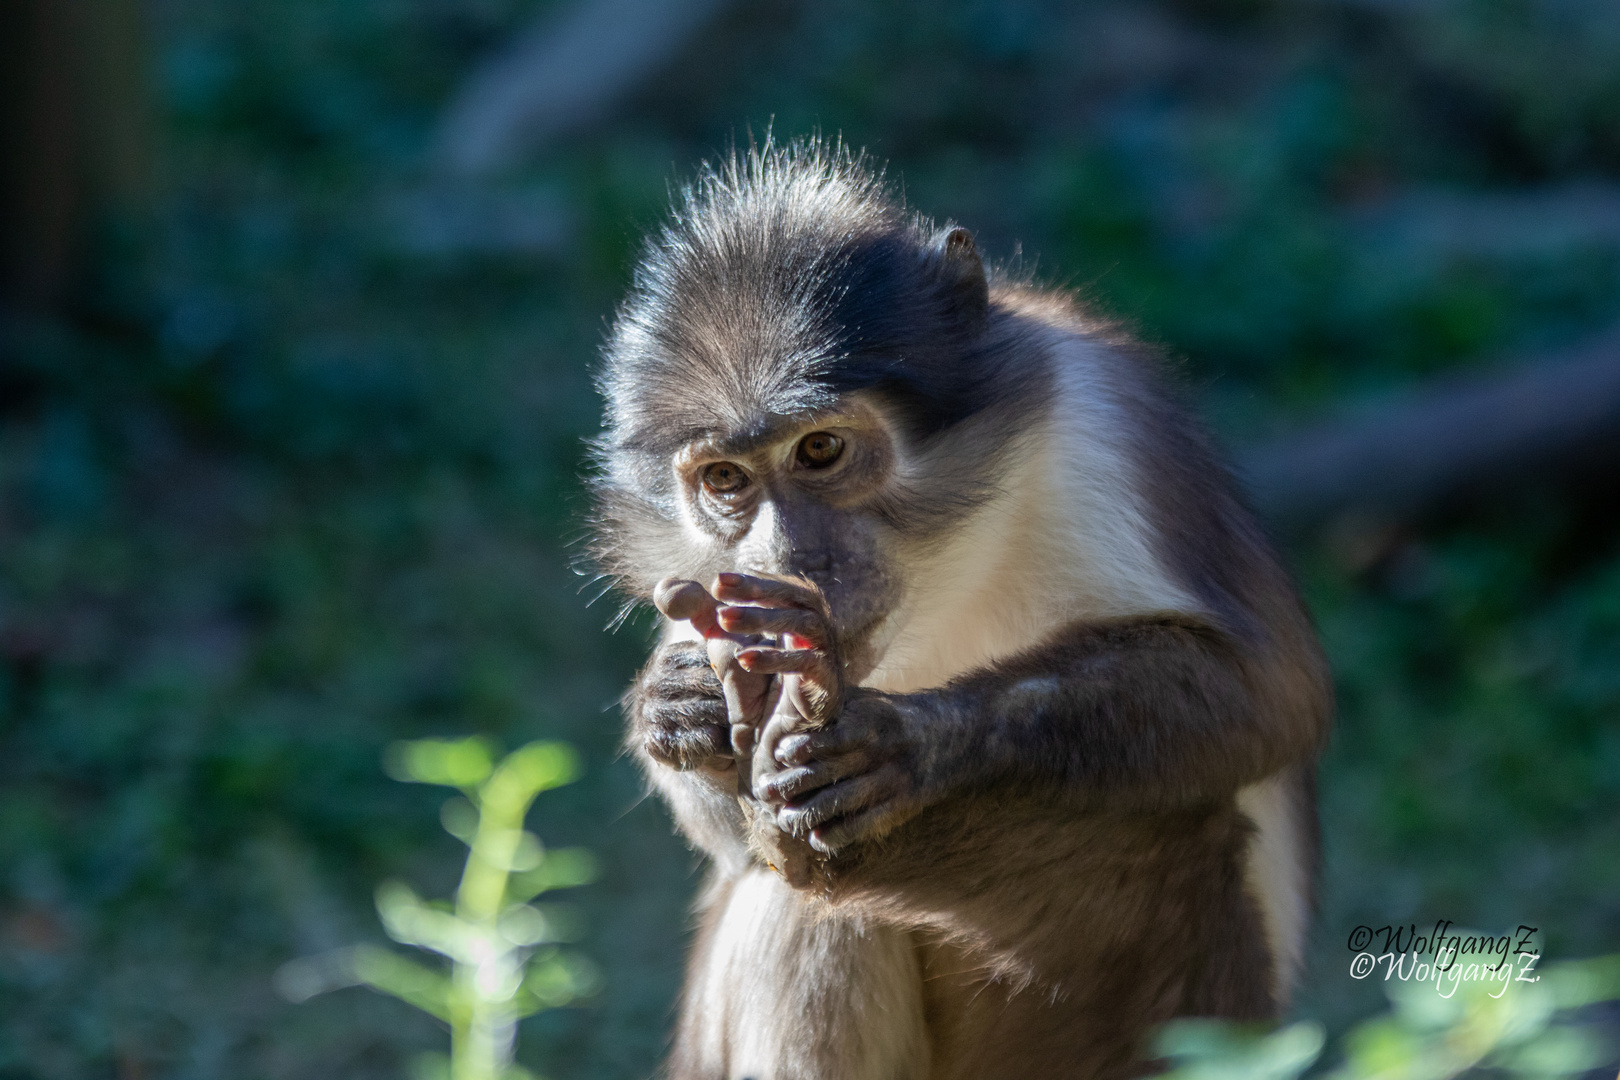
930,226,989,325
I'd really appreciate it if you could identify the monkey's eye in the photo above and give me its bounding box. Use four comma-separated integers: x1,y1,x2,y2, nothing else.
795,432,845,469
701,461,750,496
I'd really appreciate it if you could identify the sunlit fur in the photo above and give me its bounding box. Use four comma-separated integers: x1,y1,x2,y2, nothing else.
676,870,928,1080
593,138,1332,1079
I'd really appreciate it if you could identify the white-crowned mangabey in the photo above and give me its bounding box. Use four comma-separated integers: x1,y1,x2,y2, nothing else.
589,140,1332,1080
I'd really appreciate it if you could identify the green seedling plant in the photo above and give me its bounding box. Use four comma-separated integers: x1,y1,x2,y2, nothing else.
280,737,599,1080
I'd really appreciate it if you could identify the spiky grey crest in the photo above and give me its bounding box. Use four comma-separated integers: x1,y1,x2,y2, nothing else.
600,136,907,452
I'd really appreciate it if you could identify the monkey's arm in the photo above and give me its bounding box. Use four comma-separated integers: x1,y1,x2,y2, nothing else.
627,635,754,873
920,616,1327,803
724,573,1329,856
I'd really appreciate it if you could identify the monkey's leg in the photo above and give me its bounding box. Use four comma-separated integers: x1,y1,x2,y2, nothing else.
669,868,929,1080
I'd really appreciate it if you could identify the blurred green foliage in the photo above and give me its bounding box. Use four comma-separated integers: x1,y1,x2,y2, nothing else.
1156,952,1620,1080
0,0,1618,1077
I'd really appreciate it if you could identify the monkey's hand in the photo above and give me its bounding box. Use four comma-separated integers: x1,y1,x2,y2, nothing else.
712,571,843,723
707,571,847,885
629,638,735,775
652,576,776,763
714,573,927,860
753,690,929,858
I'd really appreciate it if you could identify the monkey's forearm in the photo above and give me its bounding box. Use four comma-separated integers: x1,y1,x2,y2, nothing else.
906,617,1329,811
756,614,1327,859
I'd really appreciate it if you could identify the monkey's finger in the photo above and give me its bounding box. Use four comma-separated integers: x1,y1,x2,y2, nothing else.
772,724,866,766
716,604,830,646
653,577,720,637
735,647,828,678
773,732,814,766
712,572,826,612
653,577,712,619
776,774,887,841
754,757,857,805
809,811,883,856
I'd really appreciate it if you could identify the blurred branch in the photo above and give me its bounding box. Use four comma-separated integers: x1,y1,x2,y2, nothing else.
1240,327,1620,534
435,0,734,178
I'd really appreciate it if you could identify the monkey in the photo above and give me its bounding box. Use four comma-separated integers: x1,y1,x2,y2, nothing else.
588,138,1332,1080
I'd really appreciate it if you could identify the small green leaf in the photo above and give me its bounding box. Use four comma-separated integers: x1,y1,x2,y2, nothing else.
352,944,452,1021
384,737,497,790
471,829,544,873
497,904,549,946
439,797,479,844
495,742,580,797
508,848,598,900
1491,1024,1610,1075
1154,1019,1322,1080
375,881,479,961
523,951,601,1008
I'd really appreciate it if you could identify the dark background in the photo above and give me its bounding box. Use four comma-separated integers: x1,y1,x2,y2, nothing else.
2,0,1618,1076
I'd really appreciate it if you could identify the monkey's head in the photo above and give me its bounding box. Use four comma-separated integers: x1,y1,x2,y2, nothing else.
590,140,1042,674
